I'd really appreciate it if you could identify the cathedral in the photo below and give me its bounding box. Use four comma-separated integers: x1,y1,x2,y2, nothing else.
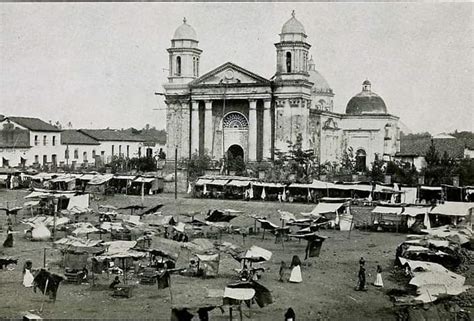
163,12,400,170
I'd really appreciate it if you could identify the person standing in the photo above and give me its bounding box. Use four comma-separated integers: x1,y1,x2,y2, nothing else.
279,261,287,282
284,307,296,321
3,226,13,247
289,255,302,283
374,265,383,287
356,260,367,291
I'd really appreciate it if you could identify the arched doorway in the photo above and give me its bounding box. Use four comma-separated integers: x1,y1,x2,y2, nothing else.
227,144,244,161
355,149,367,172
222,112,248,161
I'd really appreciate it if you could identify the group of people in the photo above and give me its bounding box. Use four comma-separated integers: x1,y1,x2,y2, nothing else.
355,257,383,291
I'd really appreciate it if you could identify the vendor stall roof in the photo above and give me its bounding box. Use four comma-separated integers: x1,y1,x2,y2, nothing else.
87,174,114,185
226,180,251,187
420,186,443,191
430,202,474,217
208,179,229,186
114,175,136,180
133,176,156,183
372,206,403,215
401,207,428,217
302,202,345,216
50,175,78,183
79,173,97,181
195,178,213,186
252,182,286,188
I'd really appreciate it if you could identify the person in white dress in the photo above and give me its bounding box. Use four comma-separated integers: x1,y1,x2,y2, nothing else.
288,255,302,283
374,265,383,287
22,260,34,288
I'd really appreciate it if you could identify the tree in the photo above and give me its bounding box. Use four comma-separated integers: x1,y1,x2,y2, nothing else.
369,155,385,182
385,160,419,185
186,152,212,182
128,157,157,172
422,141,456,185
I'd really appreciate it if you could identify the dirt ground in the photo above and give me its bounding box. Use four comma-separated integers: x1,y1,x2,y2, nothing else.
0,190,469,320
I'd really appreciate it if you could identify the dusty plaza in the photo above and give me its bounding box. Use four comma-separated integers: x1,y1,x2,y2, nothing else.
1,2,474,321
0,189,473,320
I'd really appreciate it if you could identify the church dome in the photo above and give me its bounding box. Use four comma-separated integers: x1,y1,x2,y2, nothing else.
173,18,197,41
308,57,331,92
346,80,388,114
281,11,306,35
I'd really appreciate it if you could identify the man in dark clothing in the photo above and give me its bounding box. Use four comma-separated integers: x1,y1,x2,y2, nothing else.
3,226,13,247
109,276,120,289
356,264,367,291
285,307,296,321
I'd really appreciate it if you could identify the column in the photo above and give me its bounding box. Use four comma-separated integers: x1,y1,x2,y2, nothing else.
263,99,272,160
191,100,200,155
248,99,257,161
204,100,213,155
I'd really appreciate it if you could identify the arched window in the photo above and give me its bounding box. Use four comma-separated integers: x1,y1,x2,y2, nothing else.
223,112,249,129
176,56,181,76
286,52,292,73
355,149,367,172
193,57,196,76
384,124,391,138
196,58,199,76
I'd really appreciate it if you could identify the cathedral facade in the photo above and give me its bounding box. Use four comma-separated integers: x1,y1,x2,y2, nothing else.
163,13,400,170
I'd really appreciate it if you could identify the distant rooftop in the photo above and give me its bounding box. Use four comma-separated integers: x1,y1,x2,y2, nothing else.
5,116,62,132
79,129,146,142
61,130,100,145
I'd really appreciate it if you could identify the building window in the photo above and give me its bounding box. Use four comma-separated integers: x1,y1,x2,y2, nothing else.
65,148,69,159
34,135,39,146
43,135,47,146
176,56,181,76
52,154,57,165
355,149,367,172
83,151,87,161
118,145,122,157
74,149,79,159
92,150,96,158
193,57,196,76
112,145,115,156
196,58,199,76
286,52,292,73
127,145,130,158
34,155,39,163
43,155,47,165
52,136,56,146
138,147,142,157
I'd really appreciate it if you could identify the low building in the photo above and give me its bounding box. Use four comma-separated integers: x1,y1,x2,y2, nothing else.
395,133,466,169
0,116,62,167
61,130,101,168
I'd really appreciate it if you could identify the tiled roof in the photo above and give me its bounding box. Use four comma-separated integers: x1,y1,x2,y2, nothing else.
398,137,465,158
7,116,62,132
61,130,100,145
79,129,145,142
123,128,167,145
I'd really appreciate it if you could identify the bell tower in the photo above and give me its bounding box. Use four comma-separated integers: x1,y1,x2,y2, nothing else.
274,11,311,80
166,18,202,85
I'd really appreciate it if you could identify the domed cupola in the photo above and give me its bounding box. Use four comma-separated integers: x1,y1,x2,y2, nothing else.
281,10,306,36
308,56,332,93
167,18,202,84
346,80,388,115
173,18,197,41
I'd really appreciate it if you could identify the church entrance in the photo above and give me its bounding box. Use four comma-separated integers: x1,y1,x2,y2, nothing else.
227,144,244,161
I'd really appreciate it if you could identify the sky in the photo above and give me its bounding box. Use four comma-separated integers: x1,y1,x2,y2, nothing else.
0,3,472,134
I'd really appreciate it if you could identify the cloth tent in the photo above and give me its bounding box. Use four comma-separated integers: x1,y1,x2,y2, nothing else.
430,202,474,217
401,187,418,204
372,206,403,215
196,253,220,277
238,246,272,263
301,202,345,218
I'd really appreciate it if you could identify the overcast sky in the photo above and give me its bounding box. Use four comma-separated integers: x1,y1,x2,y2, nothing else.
1,3,472,134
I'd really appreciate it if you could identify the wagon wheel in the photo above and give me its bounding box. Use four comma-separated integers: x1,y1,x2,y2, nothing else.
6,262,16,271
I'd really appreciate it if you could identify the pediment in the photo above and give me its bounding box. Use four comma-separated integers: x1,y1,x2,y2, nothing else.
190,62,270,87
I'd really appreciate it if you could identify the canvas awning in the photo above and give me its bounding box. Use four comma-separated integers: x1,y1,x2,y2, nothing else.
23,200,40,207
224,287,255,301
227,180,251,187
372,206,403,215
79,174,96,181
420,186,442,191
252,182,286,188
196,254,219,262
133,177,156,183
195,178,213,186
114,175,136,180
302,202,344,216
430,202,474,217
239,246,272,262
87,174,114,185
50,175,77,183
208,179,229,186
401,207,428,217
